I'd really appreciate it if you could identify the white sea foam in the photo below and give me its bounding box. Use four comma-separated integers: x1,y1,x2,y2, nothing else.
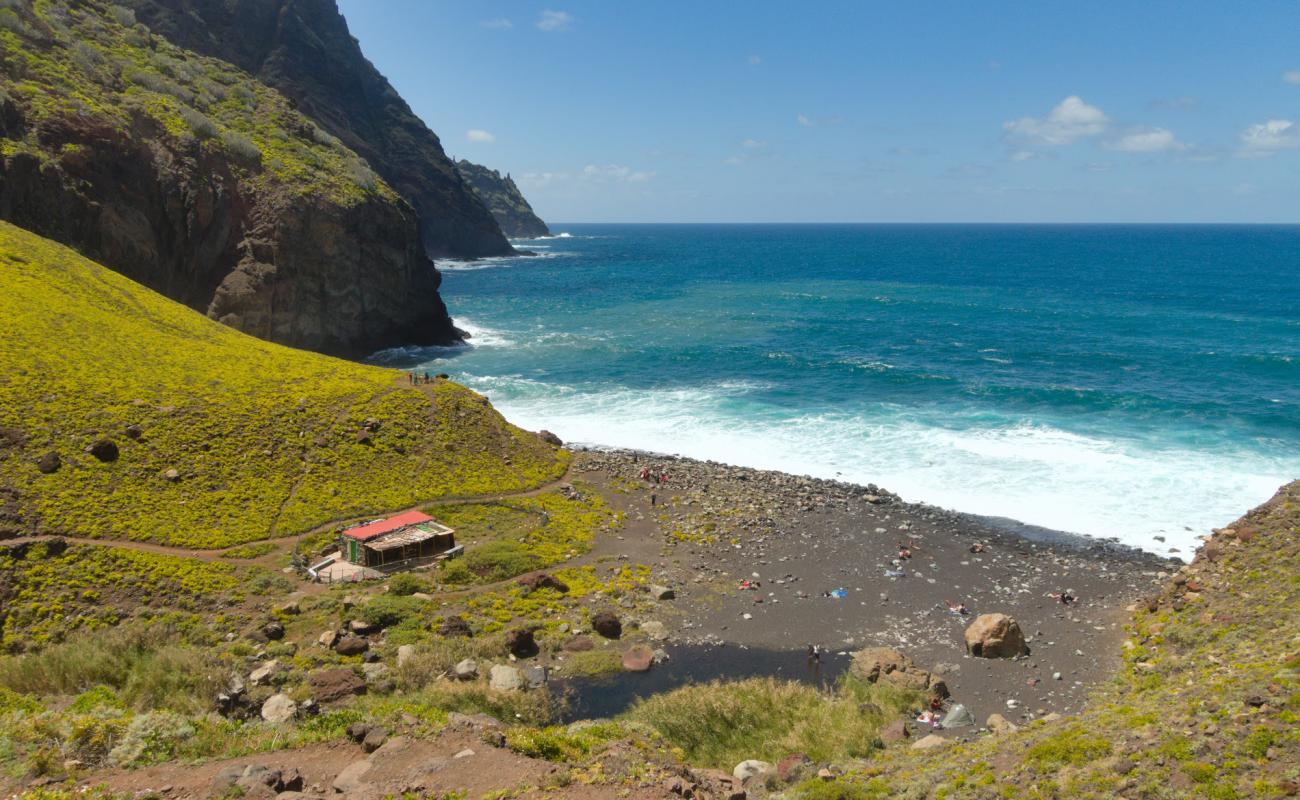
454,319,515,347
457,375,1295,559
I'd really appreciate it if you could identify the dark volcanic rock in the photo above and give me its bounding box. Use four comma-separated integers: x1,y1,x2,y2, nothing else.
332,634,369,656
439,615,473,638
309,668,366,703
35,452,61,474
124,0,514,260
591,611,622,639
505,627,538,658
87,439,119,462
517,572,570,594
455,160,549,239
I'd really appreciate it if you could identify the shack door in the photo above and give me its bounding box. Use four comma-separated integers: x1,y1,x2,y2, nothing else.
348,539,358,563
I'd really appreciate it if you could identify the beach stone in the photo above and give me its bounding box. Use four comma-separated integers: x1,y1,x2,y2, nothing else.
453,659,478,680
879,719,910,744
732,759,774,784
308,668,366,703
964,614,1029,658
641,620,669,641
88,438,118,462
318,630,338,649
517,572,570,593
591,611,622,639
622,644,654,672
911,734,949,751
439,615,473,637
649,584,676,600
986,713,1019,735
260,693,296,723
333,634,369,656
562,635,595,652
489,665,524,691
35,451,60,473
505,627,538,657
849,647,912,682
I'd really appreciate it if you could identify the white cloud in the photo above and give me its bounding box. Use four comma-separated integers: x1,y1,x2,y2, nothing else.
1003,95,1109,146
747,55,762,66
536,10,572,31
465,129,496,143
797,114,814,127
581,164,654,182
1009,150,1037,162
741,138,765,148
1284,70,1300,85
1238,119,1300,156
480,18,512,29
1105,127,1185,152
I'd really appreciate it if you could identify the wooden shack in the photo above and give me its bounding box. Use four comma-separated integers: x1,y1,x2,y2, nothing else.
338,510,460,572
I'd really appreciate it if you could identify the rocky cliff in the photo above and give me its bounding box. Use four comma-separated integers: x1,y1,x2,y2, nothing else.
456,159,550,239
122,0,515,259
0,0,459,357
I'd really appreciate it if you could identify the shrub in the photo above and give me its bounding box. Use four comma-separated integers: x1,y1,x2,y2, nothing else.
359,594,426,629
108,712,194,766
107,4,135,27
386,572,430,596
179,104,218,139
462,541,542,583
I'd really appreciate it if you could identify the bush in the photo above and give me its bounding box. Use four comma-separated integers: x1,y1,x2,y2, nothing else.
179,105,218,139
359,594,426,629
109,712,194,766
462,540,542,583
387,572,430,596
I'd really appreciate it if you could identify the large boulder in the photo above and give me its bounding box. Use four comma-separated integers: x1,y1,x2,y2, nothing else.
964,613,1029,658
333,634,369,656
439,615,473,638
35,452,61,474
732,759,774,784
87,438,119,462
309,668,366,703
849,647,912,682
622,645,654,672
505,627,538,658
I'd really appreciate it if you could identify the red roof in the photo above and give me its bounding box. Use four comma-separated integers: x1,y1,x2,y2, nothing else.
342,510,434,542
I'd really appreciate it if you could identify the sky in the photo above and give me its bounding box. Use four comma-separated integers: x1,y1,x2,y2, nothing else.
336,1,1300,223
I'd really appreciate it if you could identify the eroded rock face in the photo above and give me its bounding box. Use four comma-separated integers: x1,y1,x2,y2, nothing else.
964,613,1029,658
0,3,461,358
454,160,549,239
124,0,515,260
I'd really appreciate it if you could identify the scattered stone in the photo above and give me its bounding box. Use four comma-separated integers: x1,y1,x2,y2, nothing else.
964,613,1029,658
878,719,909,744
622,644,654,672
361,663,391,683
277,600,300,615
454,748,475,759
489,664,524,691
986,713,1019,735
453,659,478,680
248,660,280,686
308,668,366,703
348,619,378,635
35,451,61,474
439,616,473,638
641,620,669,641
362,726,387,753
332,760,372,794
911,734,949,750
523,665,548,688
88,438,118,462
161,468,181,482
591,610,622,639
562,636,595,652
776,753,811,783
318,630,338,649
333,634,369,656
505,627,538,657
260,693,296,723
517,572,570,593
649,584,676,601
732,760,774,784
261,621,285,641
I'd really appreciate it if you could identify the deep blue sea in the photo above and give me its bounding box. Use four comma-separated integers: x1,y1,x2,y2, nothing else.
379,224,1300,558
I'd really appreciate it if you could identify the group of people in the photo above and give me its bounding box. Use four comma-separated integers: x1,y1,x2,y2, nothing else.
406,371,435,385
638,466,671,484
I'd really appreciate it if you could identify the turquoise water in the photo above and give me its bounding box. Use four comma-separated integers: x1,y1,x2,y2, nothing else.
379,224,1300,557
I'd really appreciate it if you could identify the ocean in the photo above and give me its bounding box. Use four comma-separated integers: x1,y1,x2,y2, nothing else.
377,224,1300,558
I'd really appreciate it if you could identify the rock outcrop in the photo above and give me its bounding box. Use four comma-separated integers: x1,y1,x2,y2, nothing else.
0,0,461,357
963,613,1029,658
124,0,515,259
455,160,550,239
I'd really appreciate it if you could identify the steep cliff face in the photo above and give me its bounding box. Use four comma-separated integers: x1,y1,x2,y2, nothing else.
0,0,458,357
123,0,515,258
456,159,550,239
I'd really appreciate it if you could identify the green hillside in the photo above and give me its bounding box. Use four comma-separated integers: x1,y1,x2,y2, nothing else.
0,221,567,547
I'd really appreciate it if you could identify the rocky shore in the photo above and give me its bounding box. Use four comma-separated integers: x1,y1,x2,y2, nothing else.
570,448,1180,728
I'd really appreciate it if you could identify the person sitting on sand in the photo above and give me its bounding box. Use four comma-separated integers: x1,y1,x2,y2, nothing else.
897,543,912,560
1050,590,1077,605
969,542,986,553
945,599,970,615
916,710,942,728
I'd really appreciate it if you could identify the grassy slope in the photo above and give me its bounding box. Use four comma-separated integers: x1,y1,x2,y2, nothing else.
812,482,1300,800
1,0,389,206
0,221,567,547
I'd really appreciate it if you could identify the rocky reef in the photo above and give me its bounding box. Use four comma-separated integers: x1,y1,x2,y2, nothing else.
123,0,515,259
456,159,550,239
0,0,459,357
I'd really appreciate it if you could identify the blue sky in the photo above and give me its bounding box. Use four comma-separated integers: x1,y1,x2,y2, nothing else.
337,1,1300,223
